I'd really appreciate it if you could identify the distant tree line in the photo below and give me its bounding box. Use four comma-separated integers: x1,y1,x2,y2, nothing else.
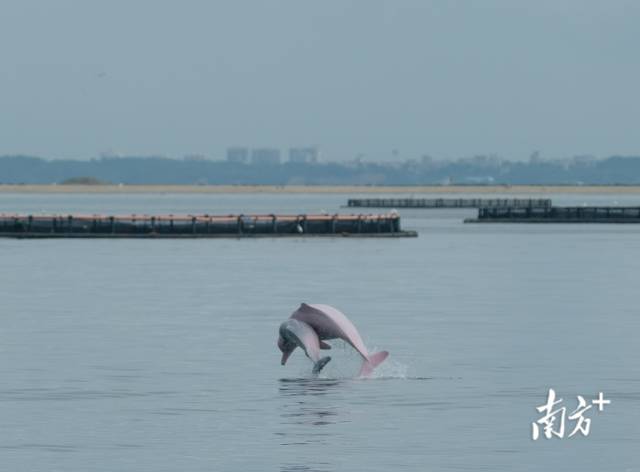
1,154,640,185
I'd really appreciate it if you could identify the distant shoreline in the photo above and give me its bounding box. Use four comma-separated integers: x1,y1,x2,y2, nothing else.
2,184,640,194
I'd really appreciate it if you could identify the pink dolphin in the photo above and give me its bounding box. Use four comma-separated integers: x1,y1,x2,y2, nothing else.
278,318,332,374
278,303,389,376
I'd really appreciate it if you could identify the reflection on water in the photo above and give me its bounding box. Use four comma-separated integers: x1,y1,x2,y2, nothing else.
277,378,347,472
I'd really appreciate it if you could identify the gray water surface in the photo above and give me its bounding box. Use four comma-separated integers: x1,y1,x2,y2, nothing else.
1,192,638,471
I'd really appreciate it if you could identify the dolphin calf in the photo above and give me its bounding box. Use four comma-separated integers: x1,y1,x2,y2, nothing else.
278,303,389,376
278,319,332,374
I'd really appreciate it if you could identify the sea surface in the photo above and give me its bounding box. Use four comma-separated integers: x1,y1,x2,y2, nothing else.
1,192,639,471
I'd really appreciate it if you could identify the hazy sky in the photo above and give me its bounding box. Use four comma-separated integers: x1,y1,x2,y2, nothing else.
1,1,639,161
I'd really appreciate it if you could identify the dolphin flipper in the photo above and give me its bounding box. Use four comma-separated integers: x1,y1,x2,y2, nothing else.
312,356,332,374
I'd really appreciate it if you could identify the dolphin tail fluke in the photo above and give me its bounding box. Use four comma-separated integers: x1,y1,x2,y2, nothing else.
358,351,389,377
312,356,331,374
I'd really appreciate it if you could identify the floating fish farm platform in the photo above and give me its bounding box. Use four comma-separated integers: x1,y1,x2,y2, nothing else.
0,213,417,238
465,206,640,223
347,198,552,209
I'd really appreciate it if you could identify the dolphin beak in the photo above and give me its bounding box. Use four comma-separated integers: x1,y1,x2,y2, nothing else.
281,350,292,365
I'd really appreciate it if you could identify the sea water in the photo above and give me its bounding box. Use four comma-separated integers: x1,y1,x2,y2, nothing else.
1,192,639,471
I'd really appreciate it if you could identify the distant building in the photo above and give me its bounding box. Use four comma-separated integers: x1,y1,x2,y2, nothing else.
99,150,122,159
251,148,281,165
288,147,319,164
226,147,250,164
420,154,434,167
183,154,206,162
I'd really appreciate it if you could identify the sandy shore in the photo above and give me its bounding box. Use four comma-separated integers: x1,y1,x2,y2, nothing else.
1,184,640,194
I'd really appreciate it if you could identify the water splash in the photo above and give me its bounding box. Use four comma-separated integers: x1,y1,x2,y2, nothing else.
368,357,409,379
285,339,411,380
288,344,410,380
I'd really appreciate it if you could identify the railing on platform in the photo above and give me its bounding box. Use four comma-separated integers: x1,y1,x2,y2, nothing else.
467,206,640,223
0,213,415,237
347,198,552,209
